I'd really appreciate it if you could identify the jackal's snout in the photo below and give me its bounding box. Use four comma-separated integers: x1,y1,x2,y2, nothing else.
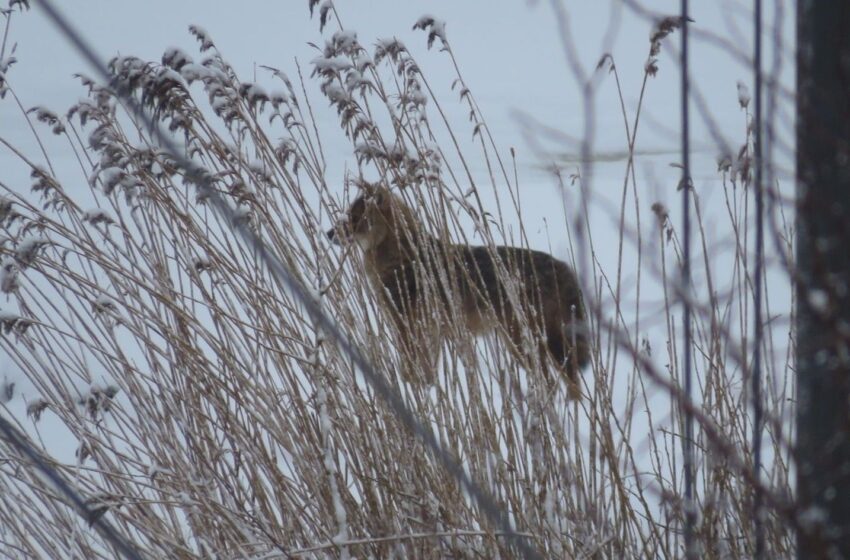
327,191,389,250
326,218,350,245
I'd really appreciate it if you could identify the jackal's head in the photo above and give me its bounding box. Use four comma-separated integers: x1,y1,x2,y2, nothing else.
326,184,405,251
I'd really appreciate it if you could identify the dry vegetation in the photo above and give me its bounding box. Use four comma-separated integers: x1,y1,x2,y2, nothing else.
0,2,795,558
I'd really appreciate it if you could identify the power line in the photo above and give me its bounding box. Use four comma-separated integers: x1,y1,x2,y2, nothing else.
0,414,145,560
23,1,543,558
752,0,765,557
679,2,696,559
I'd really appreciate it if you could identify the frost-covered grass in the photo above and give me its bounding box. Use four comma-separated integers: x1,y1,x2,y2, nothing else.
0,2,795,558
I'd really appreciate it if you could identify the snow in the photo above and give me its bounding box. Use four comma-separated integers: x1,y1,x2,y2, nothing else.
93,294,118,314
413,15,448,48
96,166,125,195
147,463,173,482
179,63,212,84
247,160,268,176
67,98,100,126
192,256,212,273
353,52,373,73
232,206,252,226
15,236,50,267
373,37,407,64
188,24,215,51
402,89,428,107
0,196,14,223
0,258,19,294
162,47,193,71
269,90,289,108
210,95,231,114
27,106,65,134
736,81,751,109
311,56,353,74
716,153,733,173
324,83,349,104
83,207,116,227
155,67,185,87
88,125,117,151
318,0,334,17
331,30,358,52
343,70,369,92
353,141,385,163
240,83,269,103
26,398,49,422
0,311,31,335
0,310,20,324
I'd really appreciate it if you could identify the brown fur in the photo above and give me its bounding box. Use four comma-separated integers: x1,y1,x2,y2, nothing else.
328,185,591,398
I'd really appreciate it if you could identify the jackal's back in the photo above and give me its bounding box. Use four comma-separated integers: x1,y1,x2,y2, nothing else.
454,245,590,370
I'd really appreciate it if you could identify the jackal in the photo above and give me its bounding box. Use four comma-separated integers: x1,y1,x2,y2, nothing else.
327,184,590,398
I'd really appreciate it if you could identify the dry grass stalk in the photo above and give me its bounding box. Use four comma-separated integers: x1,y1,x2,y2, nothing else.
0,2,795,558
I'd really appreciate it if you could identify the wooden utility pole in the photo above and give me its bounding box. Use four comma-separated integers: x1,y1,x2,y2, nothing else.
796,2,850,557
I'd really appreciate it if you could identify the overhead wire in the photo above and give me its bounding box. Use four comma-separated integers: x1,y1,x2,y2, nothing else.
752,0,766,556
679,1,696,558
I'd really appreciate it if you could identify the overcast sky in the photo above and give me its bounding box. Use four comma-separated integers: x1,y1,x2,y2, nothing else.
3,0,794,178
1,0,797,273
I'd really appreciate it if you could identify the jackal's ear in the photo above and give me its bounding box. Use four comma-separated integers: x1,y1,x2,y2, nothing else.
370,188,385,204
354,179,376,196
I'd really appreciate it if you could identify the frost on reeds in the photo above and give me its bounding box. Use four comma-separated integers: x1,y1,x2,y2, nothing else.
0,2,795,558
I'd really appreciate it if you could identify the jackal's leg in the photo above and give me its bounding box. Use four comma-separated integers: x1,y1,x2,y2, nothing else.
543,324,583,401
391,311,439,385
500,312,550,381
501,310,584,400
